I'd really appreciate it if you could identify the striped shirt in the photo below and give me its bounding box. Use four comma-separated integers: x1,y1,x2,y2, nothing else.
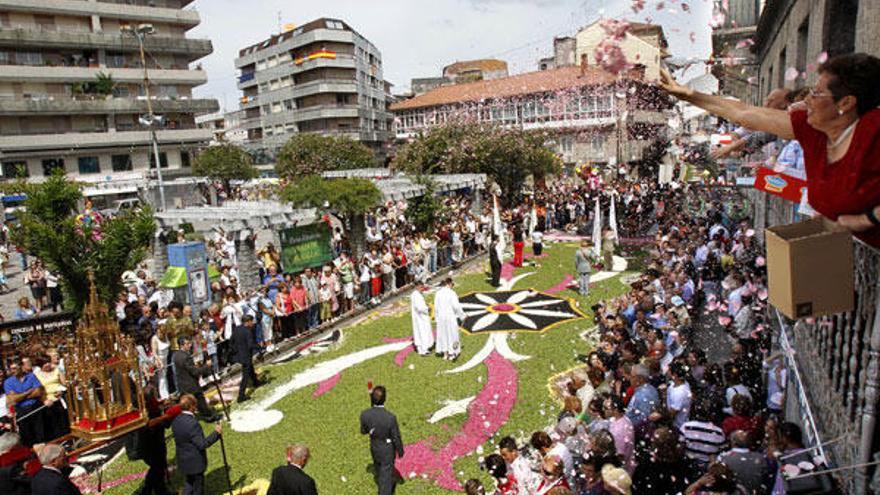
681,420,727,464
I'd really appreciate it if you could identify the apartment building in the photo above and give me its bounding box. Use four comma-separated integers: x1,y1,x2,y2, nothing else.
537,21,669,80
753,0,878,102
234,18,391,158
391,64,673,169
711,0,762,104
0,0,218,184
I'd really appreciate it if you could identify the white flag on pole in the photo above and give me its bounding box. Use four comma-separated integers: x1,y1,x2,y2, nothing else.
592,197,602,258
609,193,619,243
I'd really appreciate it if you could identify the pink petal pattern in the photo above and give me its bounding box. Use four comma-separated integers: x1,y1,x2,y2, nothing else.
313,373,342,398
395,352,518,491
545,274,575,295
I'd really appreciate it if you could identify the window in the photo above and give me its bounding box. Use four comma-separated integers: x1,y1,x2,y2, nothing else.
271,102,282,113
777,48,787,88
0,51,10,65
284,99,294,111
796,17,809,77
77,156,100,174
560,136,574,153
41,158,64,176
16,52,43,66
106,52,127,68
34,15,56,31
1,161,28,178
149,152,168,169
180,151,191,168
112,154,132,172
591,135,606,154
325,20,344,29
256,59,267,71
0,13,10,28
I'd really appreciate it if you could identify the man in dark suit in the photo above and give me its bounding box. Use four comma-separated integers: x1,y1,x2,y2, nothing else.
231,315,262,403
171,394,222,495
266,444,318,495
360,386,404,495
30,444,81,495
172,336,220,422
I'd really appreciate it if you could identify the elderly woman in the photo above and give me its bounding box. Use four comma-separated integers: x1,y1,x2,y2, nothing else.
660,53,880,246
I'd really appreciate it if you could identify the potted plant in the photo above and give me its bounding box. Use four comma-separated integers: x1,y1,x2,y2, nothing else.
94,72,116,100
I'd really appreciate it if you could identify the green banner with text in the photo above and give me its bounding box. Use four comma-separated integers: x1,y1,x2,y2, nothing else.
279,223,333,273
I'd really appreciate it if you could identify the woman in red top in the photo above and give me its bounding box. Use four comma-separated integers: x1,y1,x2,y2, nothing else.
660,53,880,246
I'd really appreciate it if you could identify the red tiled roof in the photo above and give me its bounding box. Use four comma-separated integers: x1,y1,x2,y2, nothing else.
391,66,618,111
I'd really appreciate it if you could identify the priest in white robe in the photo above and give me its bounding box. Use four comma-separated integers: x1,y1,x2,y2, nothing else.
410,285,434,356
434,277,465,360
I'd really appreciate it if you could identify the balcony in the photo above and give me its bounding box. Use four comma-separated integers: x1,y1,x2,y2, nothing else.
0,28,213,60
292,104,359,123
0,128,213,153
234,28,353,66
290,55,356,75
0,97,219,116
291,80,358,99
0,65,207,85
0,0,201,27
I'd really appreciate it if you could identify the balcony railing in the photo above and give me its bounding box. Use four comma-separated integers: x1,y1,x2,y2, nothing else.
756,193,880,494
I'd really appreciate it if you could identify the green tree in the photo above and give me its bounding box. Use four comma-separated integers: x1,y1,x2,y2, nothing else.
405,177,443,233
193,143,259,193
393,119,561,203
280,176,382,258
276,134,376,178
2,172,155,311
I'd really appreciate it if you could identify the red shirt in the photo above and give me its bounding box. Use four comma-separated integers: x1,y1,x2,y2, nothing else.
288,286,308,313
791,109,880,247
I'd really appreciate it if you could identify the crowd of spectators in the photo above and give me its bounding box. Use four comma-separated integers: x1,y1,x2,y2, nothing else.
462,186,820,495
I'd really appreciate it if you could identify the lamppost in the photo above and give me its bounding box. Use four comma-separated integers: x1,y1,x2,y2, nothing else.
122,23,166,211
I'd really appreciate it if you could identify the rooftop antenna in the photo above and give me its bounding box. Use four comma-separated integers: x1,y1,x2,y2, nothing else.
277,11,282,34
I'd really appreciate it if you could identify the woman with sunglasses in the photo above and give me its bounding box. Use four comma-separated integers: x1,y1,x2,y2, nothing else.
660,53,880,246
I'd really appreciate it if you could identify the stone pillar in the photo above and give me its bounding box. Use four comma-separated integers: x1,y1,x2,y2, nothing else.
237,228,260,293
152,231,168,281
472,187,482,215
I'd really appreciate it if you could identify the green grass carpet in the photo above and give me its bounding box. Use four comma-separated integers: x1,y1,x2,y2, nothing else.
97,242,634,494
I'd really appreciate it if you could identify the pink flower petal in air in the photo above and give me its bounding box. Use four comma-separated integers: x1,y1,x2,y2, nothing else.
718,315,732,327
758,289,769,301
756,256,766,267
817,51,829,64
689,32,697,43
785,67,800,81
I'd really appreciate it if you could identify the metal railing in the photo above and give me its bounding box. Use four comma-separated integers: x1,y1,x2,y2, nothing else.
756,193,880,494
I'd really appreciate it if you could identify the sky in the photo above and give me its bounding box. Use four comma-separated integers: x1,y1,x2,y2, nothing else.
189,0,715,110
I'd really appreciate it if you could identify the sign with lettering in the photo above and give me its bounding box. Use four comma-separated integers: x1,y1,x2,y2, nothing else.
754,166,808,203
0,312,77,365
279,223,334,274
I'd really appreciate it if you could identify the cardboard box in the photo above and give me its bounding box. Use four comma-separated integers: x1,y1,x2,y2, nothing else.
765,218,854,319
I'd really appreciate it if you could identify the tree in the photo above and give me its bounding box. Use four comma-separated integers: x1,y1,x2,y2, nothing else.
2,172,154,311
393,119,561,203
193,143,259,193
280,176,382,258
405,177,443,233
276,134,376,178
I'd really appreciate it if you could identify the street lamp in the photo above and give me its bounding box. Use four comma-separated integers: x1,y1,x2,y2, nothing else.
122,23,166,211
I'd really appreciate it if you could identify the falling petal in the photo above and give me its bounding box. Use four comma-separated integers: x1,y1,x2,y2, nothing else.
817,51,828,64
785,67,800,81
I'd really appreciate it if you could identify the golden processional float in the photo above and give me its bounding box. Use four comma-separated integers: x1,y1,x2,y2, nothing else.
60,273,148,447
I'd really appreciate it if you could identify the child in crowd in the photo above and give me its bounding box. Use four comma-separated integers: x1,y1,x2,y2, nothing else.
319,281,333,323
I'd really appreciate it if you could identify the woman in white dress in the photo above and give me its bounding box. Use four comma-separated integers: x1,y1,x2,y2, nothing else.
150,324,171,399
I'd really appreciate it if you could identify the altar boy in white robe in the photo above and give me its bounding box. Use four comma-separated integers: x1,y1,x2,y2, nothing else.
434,278,466,361
410,285,434,356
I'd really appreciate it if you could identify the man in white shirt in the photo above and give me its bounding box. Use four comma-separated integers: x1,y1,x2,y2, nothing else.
499,436,539,495
666,361,692,432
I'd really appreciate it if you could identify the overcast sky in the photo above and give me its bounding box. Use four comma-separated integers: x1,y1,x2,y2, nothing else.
189,0,714,110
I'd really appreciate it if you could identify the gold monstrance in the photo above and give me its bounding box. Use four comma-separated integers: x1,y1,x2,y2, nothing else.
66,273,147,441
